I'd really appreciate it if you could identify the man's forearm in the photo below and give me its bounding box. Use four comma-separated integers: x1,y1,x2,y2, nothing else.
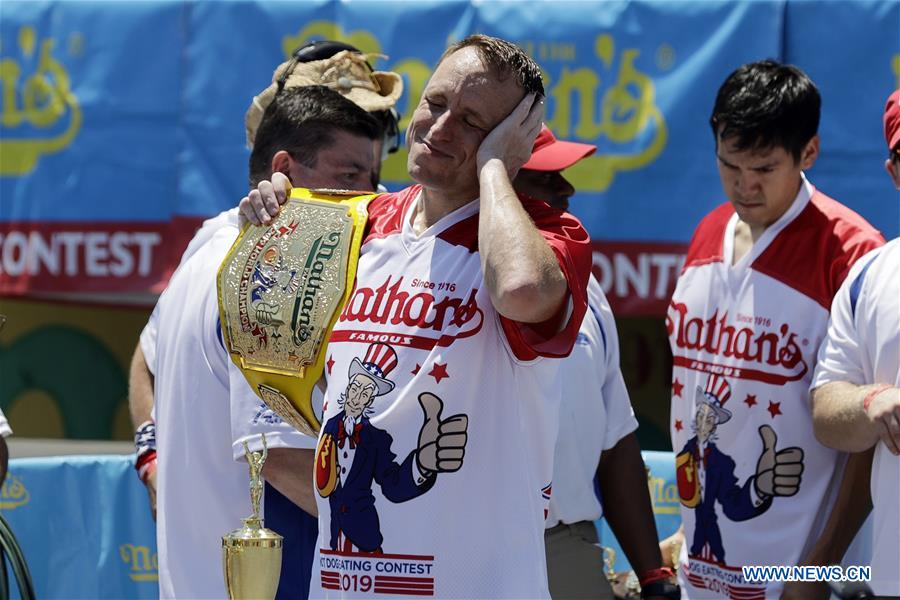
597,433,664,576
801,448,873,566
128,344,155,428
811,381,888,452
477,159,567,323
261,448,318,517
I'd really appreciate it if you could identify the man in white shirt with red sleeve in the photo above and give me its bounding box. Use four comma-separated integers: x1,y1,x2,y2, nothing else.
251,35,592,599
810,88,900,597
128,41,401,521
667,61,884,599
150,86,383,599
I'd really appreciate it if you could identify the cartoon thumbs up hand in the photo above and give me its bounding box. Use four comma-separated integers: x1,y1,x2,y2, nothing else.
416,392,468,475
754,424,804,498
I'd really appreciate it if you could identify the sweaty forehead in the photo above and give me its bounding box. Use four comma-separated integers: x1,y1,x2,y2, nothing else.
428,47,523,123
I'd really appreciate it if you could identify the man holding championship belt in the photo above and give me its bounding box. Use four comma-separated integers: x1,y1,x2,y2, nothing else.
130,43,403,599
128,40,402,522
243,34,592,599
148,86,384,599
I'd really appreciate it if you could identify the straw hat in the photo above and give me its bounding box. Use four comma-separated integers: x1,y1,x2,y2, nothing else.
245,50,403,148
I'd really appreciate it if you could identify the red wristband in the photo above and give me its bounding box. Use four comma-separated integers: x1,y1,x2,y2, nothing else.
639,567,676,587
863,384,892,412
135,449,157,484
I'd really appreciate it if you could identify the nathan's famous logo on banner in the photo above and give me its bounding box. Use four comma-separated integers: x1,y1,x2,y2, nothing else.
666,302,809,385
893,53,900,87
119,543,159,582
281,23,669,190
0,474,30,510
648,471,679,516
0,25,82,176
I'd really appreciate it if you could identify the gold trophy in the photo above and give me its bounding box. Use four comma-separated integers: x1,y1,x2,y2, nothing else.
217,187,378,436
222,434,283,600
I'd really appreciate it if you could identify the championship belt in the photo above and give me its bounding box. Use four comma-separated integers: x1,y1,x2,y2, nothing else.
217,187,378,436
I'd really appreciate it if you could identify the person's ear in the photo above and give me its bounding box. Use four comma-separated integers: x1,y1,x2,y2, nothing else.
270,150,294,178
799,135,820,170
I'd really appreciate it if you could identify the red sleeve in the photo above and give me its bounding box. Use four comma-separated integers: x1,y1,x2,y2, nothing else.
499,198,592,360
682,203,733,272
754,192,885,309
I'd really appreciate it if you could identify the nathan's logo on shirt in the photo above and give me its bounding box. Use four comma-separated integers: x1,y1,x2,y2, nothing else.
119,543,158,582
666,301,808,385
291,232,342,344
334,275,484,350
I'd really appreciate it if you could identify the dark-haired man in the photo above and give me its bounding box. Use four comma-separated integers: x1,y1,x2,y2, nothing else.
149,86,381,599
667,61,883,599
246,34,591,598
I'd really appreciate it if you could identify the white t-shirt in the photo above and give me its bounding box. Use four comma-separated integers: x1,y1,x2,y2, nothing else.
309,185,591,599
140,208,240,375
546,275,638,528
812,238,900,596
667,178,883,599
151,221,316,599
0,408,11,437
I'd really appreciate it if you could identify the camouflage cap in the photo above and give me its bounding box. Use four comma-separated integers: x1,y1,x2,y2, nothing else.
245,50,403,148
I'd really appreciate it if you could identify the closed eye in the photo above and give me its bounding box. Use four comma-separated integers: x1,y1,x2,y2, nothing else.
465,119,487,132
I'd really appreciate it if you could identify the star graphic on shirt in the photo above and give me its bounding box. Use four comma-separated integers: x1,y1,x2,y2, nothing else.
672,378,684,398
411,363,421,376
428,362,449,384
744,394,757,408
674,419,684,432
326,354,335,375
767,400,782,418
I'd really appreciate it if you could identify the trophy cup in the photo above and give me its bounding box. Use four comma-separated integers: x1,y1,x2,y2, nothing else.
217,187,378,436
223,434,283,600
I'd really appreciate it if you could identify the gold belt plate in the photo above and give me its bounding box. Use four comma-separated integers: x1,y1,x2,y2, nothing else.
217,187,374,435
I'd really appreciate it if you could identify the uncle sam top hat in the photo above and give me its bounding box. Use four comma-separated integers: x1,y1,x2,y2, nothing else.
696,374,733,425
348,342,398,397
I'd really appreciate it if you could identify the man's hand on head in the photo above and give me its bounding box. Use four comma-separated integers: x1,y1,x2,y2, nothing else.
476,92,544,179
239,172,292,226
